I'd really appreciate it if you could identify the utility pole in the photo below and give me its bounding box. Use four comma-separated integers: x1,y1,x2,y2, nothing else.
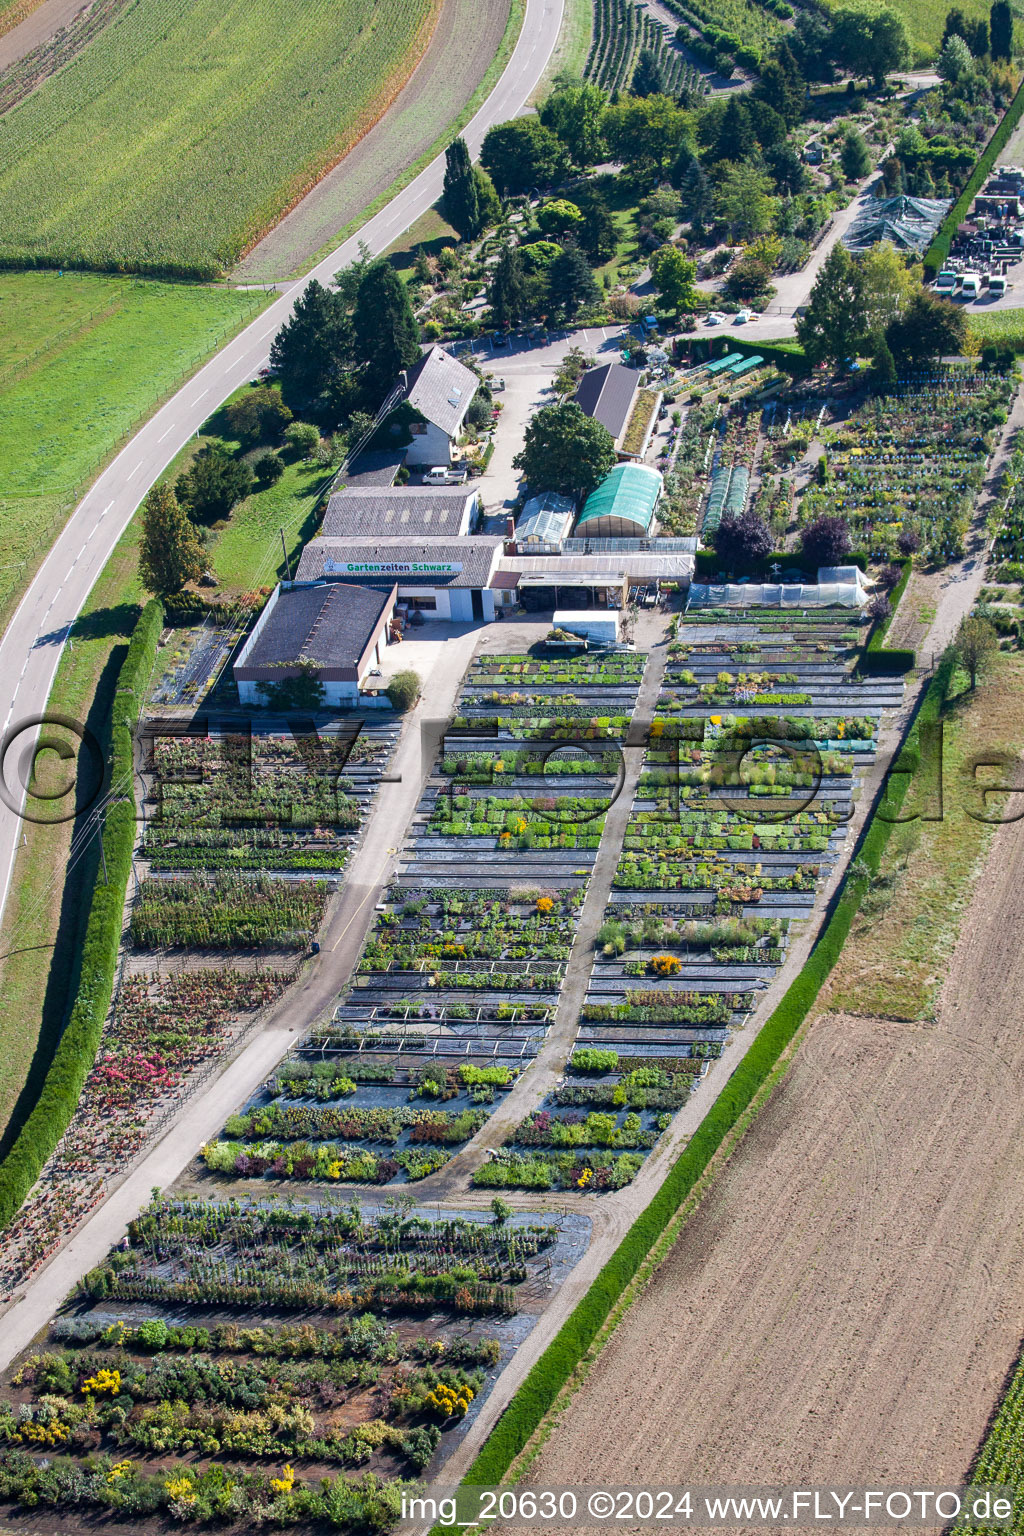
280,528,293,582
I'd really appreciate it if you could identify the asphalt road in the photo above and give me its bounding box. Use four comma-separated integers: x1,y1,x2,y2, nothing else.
0,0,564,930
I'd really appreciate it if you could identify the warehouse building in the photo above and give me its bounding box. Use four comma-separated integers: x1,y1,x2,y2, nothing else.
295,536,506,622
321,485,479,540
234,582,396,707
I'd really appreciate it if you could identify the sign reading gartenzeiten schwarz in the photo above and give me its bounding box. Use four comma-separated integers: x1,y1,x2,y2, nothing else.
324,560,464,576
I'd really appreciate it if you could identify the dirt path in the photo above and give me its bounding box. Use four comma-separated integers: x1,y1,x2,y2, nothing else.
517,776,1024,1521
233,0,513,283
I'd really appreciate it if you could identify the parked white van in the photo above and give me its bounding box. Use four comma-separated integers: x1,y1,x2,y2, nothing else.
959,273,981,300
423,467,453,485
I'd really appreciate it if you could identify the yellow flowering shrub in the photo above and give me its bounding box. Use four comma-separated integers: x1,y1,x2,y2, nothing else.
270,1464,296,1495
82,1367,120,1396
425,1382,474,1419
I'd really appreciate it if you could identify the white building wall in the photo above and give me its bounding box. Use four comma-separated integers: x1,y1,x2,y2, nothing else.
405,421,452,467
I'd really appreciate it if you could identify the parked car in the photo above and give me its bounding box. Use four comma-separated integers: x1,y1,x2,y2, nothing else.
423,467,454,485
734,309,754,324
705,312,725,326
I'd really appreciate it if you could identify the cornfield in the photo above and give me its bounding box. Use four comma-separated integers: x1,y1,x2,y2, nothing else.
0,0,439,277
585,0,710,97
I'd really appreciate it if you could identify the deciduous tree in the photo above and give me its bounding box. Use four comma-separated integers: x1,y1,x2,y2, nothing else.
830,3,910,83
539,80,608,167
602,93,691,177
800,514,853,568
953,614,998,689
858,239,918,334
513,401,617,503
713,161,778,240
714,510,773,566
885,290,966,368
481,118,567,196
650,244,698,311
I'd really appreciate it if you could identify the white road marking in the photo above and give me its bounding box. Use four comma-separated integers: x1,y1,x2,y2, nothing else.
157,425,175,443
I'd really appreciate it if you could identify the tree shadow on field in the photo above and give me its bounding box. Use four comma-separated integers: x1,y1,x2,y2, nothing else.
0,642,128,1163
389,233,459,272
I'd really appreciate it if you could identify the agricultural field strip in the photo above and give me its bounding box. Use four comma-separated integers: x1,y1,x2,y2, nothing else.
198,652,650,1193
479,617,900,1194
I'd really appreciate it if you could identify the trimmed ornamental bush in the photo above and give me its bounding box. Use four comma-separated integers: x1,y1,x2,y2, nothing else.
0,599,165,1228
433,656,955,1518
386,670,421,712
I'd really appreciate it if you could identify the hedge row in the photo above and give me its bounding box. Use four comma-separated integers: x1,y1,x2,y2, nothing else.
693,548,869,578
0,599,164,1229
682,336,808,377
923,73,1024,278
437,655,953,1510
861,558,915,674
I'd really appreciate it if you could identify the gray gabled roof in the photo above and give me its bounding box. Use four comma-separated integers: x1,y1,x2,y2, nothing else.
296,536,503,588
399,345,480,437
572,362,639,443
244,583,391,670
322,486,474,540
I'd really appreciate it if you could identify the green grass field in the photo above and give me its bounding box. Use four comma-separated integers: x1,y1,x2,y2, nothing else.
0,0,438,277
0,272,263,630
821,0,991,58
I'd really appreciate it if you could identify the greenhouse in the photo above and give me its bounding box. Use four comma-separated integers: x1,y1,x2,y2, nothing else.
687,578,869,608
576,463,663,538
702,462,750,538
843,194,951,254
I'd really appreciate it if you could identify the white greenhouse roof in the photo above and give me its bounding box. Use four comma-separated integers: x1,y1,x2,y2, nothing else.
688,581,867,609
